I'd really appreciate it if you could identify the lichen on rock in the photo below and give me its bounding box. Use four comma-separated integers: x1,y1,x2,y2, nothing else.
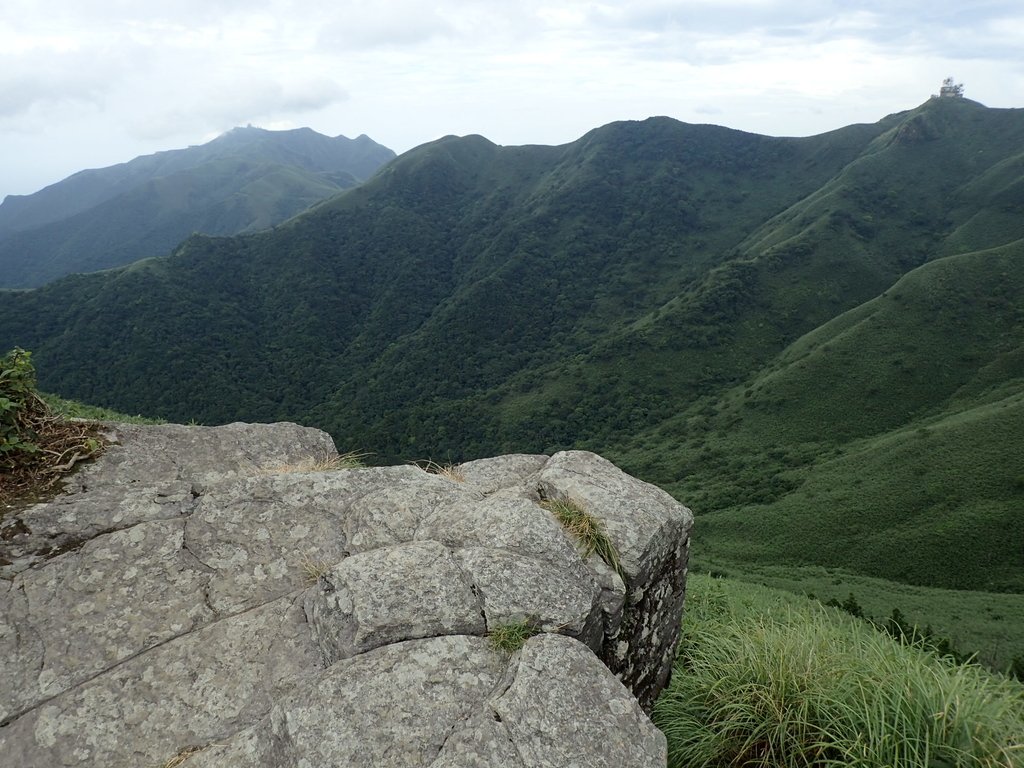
0,421,693,767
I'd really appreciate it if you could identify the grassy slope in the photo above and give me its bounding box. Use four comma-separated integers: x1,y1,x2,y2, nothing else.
654,574,1024,768
614,243,1024,589
691,562,1024,673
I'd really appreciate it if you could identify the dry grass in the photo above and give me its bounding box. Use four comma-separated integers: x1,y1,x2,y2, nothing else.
413,460,466,483
160,745,206,768
261,450,368,475
299,553,332,583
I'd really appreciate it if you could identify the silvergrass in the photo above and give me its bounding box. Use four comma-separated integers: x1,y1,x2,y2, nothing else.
654,574,1024,768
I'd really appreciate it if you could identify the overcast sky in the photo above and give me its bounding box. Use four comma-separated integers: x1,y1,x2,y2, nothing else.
3,0,1023,201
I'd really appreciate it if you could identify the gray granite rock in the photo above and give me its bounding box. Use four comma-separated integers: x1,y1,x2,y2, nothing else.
0,421,337,577
494,633,667,767
0,424,691,767
537,450,694,709
305,540,485,663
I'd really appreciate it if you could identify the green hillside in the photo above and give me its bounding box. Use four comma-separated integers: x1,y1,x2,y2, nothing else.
615,242,1024,590
1,97,1021,609
0,127,395,288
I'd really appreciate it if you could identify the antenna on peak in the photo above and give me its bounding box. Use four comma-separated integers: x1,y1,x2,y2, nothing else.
937,77,964,98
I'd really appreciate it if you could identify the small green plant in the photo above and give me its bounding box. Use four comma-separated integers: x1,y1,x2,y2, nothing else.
488,621,539,653
540,495,624,580
1,347,41,462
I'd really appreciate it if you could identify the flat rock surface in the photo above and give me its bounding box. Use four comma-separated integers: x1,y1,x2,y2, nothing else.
0,422,692,767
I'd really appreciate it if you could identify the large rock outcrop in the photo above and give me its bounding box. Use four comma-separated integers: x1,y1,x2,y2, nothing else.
0,422,693,767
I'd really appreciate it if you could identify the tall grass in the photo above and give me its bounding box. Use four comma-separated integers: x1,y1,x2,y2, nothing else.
654,575,1024,767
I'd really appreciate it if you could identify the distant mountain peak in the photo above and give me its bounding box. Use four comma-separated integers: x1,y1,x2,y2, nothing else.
0,127,396,287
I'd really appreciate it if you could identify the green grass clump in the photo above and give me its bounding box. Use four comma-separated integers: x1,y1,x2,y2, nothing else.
654,575,1024,768
488,621,539,654
540,496,624,580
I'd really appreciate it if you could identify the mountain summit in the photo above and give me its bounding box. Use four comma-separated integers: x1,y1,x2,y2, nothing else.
0,128,395,288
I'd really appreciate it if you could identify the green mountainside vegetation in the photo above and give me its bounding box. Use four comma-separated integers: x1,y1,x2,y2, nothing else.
1,97,1022,666
0,127,395,288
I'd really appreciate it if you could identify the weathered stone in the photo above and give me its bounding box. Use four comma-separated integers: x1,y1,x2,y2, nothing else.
184,471,355,614
79,421,339,491
428,710,525,767
455,546,602,642
457,454,548,495
305,540,485,663
417,489,581,565
8,519,212,715
0,421,335,577
537,450,694,709
261,635,508,768
494,633,666,767
0,423,691,766
0,580,41,725
0,595,320,767
341,467,462,553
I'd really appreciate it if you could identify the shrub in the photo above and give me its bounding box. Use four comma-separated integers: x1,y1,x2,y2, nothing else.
1,348,104,502
1,347,41,465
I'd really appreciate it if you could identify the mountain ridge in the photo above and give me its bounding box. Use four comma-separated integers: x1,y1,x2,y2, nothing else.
0,127,396,287
1,98,1021,598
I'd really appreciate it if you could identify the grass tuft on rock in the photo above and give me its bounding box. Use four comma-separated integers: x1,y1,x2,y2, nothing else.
299,553,332,583
159,744,207,767
262,450,368,474
540,496,624,580
488,621,540,654
413,459,466,483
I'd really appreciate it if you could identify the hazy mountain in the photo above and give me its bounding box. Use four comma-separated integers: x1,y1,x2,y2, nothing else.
2,96,1021,595
0,127,395,287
